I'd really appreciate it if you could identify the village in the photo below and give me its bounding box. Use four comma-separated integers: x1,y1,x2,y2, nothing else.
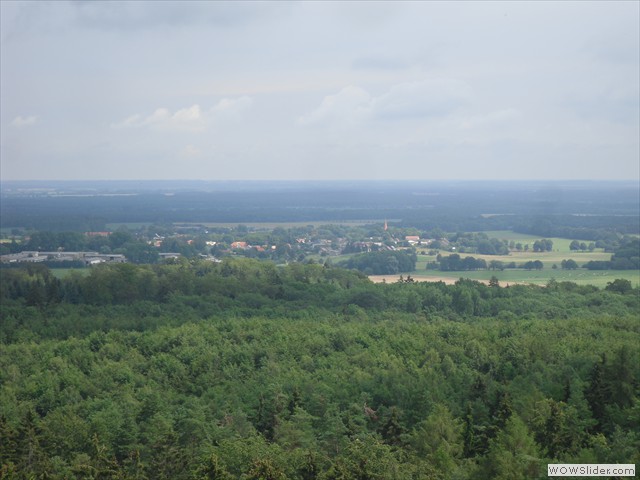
0,222,437,266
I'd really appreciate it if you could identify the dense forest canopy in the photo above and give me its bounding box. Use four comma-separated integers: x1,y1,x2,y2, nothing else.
337,251,417,275
1,259,638,479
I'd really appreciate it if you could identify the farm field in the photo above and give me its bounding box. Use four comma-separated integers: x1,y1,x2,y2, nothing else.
408,231,638,287
414,231,613,270
414,250,612,270
395,269,640,288
480,231,607,252
479,230,543,241
317,231,638,288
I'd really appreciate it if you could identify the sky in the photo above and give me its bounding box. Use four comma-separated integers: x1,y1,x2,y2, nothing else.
1,1,639,181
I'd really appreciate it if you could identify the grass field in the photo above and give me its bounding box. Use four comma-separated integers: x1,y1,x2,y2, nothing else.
480,230,543,241
471,230,599,253
414,250,612,271
415,231,613,270
403,269,640,288
403,231,638,287
406,230,639,287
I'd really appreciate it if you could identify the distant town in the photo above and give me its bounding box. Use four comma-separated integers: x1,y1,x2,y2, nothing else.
0,224,435,266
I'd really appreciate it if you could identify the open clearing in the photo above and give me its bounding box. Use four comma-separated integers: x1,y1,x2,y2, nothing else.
406,231,638,288
371,270,640,288
414,250,612,271
370,275,487,285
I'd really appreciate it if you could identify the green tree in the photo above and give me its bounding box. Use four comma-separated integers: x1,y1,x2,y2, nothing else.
585,355,609,432
274,407,317,451
246,458,287,480
411,404,462,477
489,390,513,440
379,406,405,447
452,287,474,315
561,259,579,270
605,279,632,294
123,242,159,264
606,346,636,409
484,415,542,480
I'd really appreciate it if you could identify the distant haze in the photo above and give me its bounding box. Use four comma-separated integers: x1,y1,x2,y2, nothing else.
1,1,638,181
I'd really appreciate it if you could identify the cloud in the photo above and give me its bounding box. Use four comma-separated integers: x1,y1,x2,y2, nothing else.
112,97,252,132
352,56,410,70
372,79,470,119
565,88,639,125
71,2,278,31
298,86,372,126
11,115,38,127
111,105,203,132
299,79,471,127
212,96,253,118
180,144,201,157
459,108,521,129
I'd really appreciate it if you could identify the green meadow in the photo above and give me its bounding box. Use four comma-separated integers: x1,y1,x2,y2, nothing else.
408,269,640,288
410,231,639,287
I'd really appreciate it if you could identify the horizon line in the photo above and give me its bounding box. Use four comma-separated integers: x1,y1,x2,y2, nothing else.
1,178,638,183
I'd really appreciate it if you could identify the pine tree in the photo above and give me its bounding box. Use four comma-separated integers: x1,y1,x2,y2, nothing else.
585,355,609,432
297,451,320,480
0,415,18,469
379,407,404,447
484,415,542,480
488,390,513,440
607,346,636,409
462,404,477,458
16,410,45,475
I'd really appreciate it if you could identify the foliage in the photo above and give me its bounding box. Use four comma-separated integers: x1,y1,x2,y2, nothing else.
584,237,640,270
437,254,486,271
532,239,553,252
338,250,417,275
1,259,639,478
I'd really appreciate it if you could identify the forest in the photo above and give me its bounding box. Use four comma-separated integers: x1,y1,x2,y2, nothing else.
1,258,638,479
2,181,638,234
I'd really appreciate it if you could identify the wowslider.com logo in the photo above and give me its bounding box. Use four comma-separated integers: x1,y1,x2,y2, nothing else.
548,464,635,477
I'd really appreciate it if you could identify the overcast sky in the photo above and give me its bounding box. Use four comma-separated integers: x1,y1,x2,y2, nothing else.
1,1,638,181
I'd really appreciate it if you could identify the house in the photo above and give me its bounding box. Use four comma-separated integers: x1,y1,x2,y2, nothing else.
159,253,182,260
82,254,126,265
0,251,126,265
